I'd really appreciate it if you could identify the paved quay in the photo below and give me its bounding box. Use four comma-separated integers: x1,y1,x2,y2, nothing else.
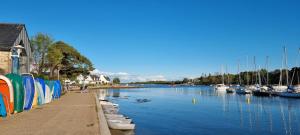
0,91,102,135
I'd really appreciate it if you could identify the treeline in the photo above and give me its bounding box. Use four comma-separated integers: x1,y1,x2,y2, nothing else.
131,67,300,85
31,33,94,80
194,67,300,85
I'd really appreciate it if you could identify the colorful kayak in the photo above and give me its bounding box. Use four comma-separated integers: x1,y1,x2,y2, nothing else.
36,78,46,98
6,73,24,113
0,75,14,114
32,85,38,108
0,93,7,117
45,84,51,104
35,80,45,105
22,75,35,110
53,80,62,99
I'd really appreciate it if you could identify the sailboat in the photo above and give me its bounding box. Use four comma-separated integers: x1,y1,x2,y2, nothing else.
226,66,235,93
278,47,300,98
252,66,271,97
236,57,251,94
248,56,261,92
215,65,229,91
273,47,288,92
290,48,300,92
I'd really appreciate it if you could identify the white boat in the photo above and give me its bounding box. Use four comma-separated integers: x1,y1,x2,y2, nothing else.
105,114,125,118
215,84,229,91
108,119,132,124
248,85,259,91
215,65,229,91
108,121,135,130
101,102,119,107
292,85,300,92
272,85,288,92
106,116,131,121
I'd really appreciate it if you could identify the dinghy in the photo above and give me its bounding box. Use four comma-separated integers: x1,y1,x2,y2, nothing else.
108,119,132,124
105,114,125,118
107,121,135,130
0,75,14,114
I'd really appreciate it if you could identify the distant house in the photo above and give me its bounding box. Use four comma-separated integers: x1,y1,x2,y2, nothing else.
91,74,110,84
76,74,93,84
77,74,111,85
0,23,31,74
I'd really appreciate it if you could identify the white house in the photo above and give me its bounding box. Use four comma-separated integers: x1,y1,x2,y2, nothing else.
76,74,93,84
77,74,110,85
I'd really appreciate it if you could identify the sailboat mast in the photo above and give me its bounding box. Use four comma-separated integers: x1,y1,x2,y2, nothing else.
247,56,249,86
266,56,269,86
254,56,258,85
226,65,230,85
221,65,225,84
284,46,289,86
298,48,300,85
258,66,262,86
238,60,241,85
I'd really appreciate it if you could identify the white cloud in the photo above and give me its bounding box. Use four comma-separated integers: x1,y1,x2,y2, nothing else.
91,69,167,82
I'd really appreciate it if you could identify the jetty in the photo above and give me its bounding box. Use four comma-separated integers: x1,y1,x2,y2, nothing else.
0,91,109,135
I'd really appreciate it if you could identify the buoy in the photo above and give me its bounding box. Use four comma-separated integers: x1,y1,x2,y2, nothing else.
246,98,251,104
192,98,198,104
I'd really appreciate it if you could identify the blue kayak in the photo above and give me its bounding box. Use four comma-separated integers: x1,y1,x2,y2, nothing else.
22,75,35,110
0,93,7,117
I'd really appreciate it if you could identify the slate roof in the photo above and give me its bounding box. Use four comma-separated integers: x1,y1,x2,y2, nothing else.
0,23,24,51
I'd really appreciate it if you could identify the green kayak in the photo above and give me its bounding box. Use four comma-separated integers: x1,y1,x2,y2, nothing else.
6,73,24,113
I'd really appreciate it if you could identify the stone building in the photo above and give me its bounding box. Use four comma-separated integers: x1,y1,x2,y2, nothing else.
0,23,31,74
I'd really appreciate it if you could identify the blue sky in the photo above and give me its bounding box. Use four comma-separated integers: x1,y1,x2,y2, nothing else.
1,0,300,81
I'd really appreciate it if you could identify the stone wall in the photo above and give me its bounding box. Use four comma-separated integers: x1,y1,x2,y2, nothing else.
0,51,11,74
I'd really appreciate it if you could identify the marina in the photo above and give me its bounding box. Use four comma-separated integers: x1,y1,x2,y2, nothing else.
105,85,300,135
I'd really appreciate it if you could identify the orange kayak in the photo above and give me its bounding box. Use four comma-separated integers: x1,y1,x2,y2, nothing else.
0,75,14,114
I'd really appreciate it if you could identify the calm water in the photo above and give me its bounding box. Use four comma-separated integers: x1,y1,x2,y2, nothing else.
105,85,300,135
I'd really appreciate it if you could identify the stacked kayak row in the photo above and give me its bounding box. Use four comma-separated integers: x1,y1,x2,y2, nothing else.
0,73,62,117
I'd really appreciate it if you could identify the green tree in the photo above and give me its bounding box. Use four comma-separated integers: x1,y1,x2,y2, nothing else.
31,33,54,74
52,41,94,79
113,78,121,84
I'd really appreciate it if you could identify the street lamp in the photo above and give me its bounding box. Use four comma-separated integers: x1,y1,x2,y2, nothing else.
11,45,25,74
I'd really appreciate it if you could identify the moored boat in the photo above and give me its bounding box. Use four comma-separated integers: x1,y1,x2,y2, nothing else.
107,121,135,130
226,87,235,93
278,91,300,98
215,84,229,91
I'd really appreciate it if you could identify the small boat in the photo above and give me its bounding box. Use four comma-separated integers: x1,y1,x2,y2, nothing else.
236,87,251,94
252,88,271,97
107,121,135,130
106,116,131,121
226,87,235,93
108,119,132,124
105,114,125,118
100,101,119,107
